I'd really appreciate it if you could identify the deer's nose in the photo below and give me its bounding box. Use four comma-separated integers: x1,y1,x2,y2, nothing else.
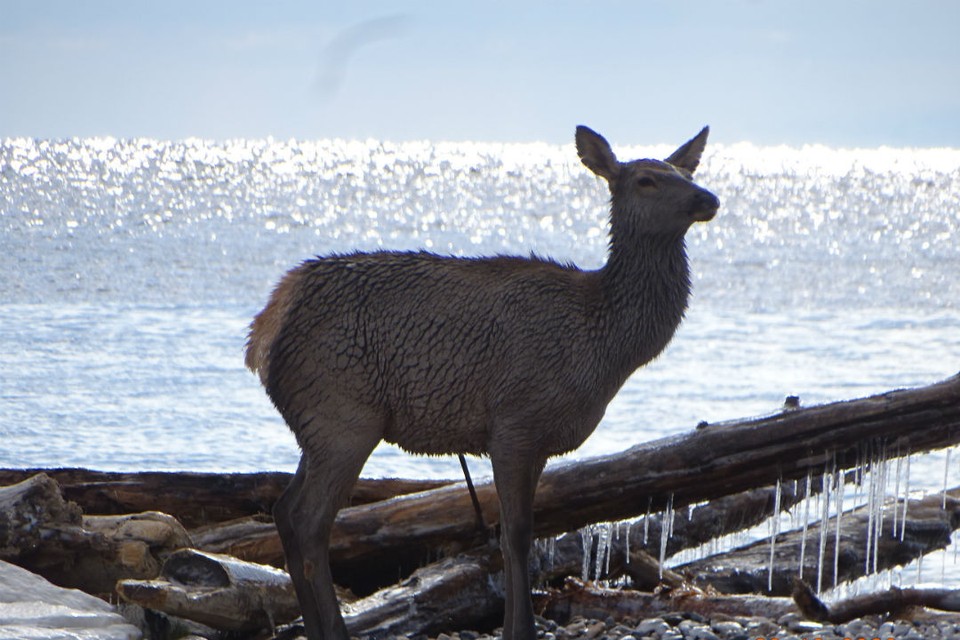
690,190,720,222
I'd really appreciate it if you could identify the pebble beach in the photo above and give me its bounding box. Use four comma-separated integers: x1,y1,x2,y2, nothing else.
417,612,960,640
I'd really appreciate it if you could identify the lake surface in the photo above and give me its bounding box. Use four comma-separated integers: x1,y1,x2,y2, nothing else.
1,136,959,589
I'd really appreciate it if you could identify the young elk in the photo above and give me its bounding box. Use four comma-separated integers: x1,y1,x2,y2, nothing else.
246,126,719,640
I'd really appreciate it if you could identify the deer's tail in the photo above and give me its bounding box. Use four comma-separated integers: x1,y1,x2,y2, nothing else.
245,268,305,386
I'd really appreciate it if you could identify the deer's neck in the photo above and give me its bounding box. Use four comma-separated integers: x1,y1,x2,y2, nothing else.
597,232,692,382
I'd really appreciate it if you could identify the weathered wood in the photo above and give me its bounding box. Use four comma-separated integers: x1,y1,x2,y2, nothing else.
537,578,798,624
678,489,960,595
327,374,960,569
19,510,192,596
191,514,285,568
793,579,960,623
185,478,808,585
621,548,688,591
0,468,451,529
117,548,300,633
0,473,82,558
2,472,192,594
344,549,504,638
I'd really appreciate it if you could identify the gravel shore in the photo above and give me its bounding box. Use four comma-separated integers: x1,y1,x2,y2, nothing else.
406,611,960,640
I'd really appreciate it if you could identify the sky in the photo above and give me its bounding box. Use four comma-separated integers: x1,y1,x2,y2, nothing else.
2,1,959,147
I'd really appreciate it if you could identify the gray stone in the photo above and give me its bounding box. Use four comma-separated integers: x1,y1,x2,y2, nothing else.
710,621,743,636
636,618,670,636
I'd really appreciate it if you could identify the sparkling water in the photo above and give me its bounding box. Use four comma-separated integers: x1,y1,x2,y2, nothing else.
1,137,958,487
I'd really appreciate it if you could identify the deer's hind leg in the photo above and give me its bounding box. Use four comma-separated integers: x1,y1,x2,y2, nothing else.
274,413,382,640
274,457,324,636
491,446,546,640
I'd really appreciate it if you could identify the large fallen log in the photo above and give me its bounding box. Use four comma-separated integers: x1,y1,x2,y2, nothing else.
678,489,960,595
0,468,450,529
191,514,285,568
326,374,960,571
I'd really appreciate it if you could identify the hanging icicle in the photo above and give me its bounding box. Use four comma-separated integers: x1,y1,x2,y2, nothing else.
901,452,911,543
580,526,594,581
865,447,876,574
833,465,845,589
817,462,833,594
873,444,889,575
768,477,782,592
893,445,903,538
623,520,632,565
659,494,674,580
643,496,651,545
799,469,813,578
943,448,953,510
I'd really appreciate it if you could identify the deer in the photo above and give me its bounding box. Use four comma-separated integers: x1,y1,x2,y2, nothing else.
245,125,719,640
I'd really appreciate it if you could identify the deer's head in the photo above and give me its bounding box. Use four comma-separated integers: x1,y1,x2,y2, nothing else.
576,126,720,236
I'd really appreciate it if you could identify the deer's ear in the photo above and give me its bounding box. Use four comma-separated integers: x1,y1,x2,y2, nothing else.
576,126,620,183
666,126,709,175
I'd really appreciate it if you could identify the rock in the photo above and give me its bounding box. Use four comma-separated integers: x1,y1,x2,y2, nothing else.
0,559,141,640
709,620,743,636
636,617,669,636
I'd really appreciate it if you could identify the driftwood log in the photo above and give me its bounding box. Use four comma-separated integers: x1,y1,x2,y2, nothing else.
0,473,192,595
323,374,960,571
0,473,82,558
117,548,300,633
4,375,960,636
0,468,449,529
679,489,960,596
343,549,502,638
154,477,812,589
793,579,960,623
537,578,799,624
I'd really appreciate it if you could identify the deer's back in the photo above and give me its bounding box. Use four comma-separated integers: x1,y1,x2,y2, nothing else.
256,251,613,457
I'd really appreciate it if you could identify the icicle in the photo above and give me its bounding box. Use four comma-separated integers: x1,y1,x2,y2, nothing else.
643,497,651,545
799,470,812,578
865,449,876,574
873,445,888,575
546,536,556,570
624,520,632,564
901,452,911,542
816,466,832,594
833,467,845,589
854,445,863,495
603,523,614,577
768,477,782,592
943,448,952,510
942,539,949,584
580,526,594,581
659,495,674,580
594,523,611,581
893,448,903,538
791,479,799,530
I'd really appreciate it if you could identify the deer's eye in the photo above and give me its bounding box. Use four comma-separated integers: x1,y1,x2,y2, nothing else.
637,176,657,189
